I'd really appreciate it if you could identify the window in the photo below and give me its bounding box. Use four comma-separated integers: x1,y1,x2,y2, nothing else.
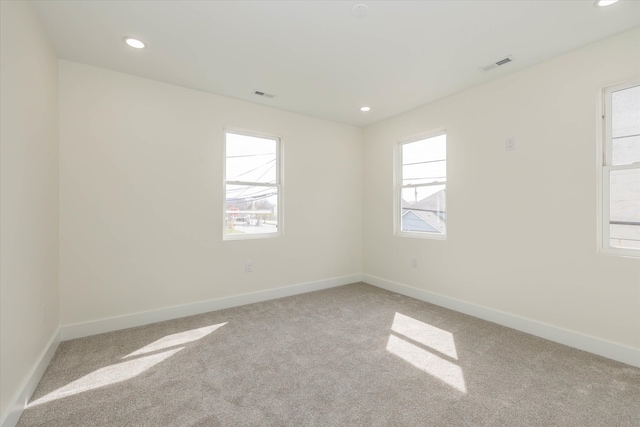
224,131,281,239
601,81,640,256
396,131,447,238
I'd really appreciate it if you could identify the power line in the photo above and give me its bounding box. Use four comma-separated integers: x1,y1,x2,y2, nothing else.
228,158,275,181
226,153,275,158
403,159,446,166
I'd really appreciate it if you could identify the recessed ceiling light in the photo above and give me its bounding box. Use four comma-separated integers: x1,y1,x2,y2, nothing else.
594,0,619,7
360,106,371,112
352,4,369,18
124,37,145,49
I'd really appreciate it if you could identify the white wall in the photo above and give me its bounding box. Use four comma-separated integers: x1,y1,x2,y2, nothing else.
2,10,637,421
363,28,640,350
59,60,363,326
0,0,59,421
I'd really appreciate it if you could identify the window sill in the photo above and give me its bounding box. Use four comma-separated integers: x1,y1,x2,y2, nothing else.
396,231,447,240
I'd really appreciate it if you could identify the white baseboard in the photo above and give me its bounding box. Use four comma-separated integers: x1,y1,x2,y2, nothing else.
61,274,363,341
6,273,634,427
363,274,640,368
3,275,361,426
1,328,61,427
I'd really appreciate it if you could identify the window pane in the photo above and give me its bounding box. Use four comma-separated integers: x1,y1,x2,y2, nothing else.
611,85,640,166
403,161,446,186
402,134,447,186
612,135,640,166
609,168,640,249
401,185,446,234
403,135,446,165
226,185,278,235
226,133,277,183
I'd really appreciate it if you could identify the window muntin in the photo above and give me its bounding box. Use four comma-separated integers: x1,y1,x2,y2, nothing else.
224,131,281,239
397,132,447,238
602,82,640,255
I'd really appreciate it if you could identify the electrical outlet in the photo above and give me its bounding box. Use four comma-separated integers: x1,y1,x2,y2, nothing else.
245,261,253,273
411,259,418,268
505,137,516,151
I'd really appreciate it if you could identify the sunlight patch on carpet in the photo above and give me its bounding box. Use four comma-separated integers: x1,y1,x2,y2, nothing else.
28,347,184,407
387,312,466,393
123,323,227,359
390,312,458,359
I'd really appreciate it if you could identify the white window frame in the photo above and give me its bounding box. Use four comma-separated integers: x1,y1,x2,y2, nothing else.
394,129,447,240
223,129,283,241
598,80,640,258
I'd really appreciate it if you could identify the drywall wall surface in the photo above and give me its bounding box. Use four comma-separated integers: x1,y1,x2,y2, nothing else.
0,0,60,419
362,28,640,349
59,60,363,325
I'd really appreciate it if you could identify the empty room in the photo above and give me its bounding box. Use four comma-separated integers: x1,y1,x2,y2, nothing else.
1,0,639,426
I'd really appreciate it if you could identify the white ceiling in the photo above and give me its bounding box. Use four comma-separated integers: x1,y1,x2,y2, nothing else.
31,0,640,128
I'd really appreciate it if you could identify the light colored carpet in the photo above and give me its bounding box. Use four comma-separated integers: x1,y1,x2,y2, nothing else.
17,283,640,426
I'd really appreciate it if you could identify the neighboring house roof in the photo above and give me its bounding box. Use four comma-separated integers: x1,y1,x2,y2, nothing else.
401,210,441,233
401,188,446,232
402,189,447,222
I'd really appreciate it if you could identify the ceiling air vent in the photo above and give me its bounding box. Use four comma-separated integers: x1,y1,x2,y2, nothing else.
479,55,514,72
253,90,275,99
